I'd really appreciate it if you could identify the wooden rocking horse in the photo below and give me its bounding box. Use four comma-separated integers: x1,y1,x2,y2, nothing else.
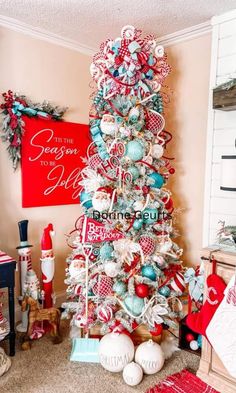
21,295,61,349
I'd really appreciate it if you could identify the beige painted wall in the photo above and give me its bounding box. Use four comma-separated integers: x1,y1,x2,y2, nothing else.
165,34,212,266
0,27,91,295
0,27,211,297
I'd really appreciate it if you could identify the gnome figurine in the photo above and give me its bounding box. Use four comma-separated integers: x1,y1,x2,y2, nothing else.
40,224,55,308
16,220,33,332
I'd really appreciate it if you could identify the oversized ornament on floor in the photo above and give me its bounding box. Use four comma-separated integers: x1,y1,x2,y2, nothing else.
100,114,117,135
125,140,144,161
99,332,135,372
92,275,113,297
92,187,113,212
135,339,165,374
123,361,143,386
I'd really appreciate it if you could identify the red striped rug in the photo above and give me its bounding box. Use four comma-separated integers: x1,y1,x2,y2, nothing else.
146,369,220,393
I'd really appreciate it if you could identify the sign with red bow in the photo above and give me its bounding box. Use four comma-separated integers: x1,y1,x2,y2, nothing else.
82,217,125,243
21,116,90,207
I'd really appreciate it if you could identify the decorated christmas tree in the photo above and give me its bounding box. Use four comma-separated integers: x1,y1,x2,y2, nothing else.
63,25,185,337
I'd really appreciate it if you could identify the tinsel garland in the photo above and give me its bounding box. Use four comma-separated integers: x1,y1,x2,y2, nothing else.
0,90,67,170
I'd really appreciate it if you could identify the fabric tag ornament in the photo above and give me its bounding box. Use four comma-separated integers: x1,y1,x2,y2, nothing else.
206,275,236,378
186,261,226,338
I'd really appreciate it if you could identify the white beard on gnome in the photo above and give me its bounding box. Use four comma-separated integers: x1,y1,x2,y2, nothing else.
92,191,111,212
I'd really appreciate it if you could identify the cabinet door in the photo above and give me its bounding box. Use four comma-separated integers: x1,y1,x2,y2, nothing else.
211,261,236,383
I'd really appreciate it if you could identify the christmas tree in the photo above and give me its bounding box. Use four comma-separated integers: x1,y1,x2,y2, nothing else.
63,26,184,337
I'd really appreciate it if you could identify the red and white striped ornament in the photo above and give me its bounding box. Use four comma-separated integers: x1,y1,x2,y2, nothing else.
139,235,156,256
92,275,113,297
169,272,185,295
97,305,113,323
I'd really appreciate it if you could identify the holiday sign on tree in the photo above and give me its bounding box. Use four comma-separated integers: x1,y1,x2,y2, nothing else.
63,25,184,338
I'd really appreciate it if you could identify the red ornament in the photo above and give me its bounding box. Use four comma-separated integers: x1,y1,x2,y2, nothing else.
163,196,173,212
185,333,195,342
150,323,163,337
135,283,149,298
139,235,156,256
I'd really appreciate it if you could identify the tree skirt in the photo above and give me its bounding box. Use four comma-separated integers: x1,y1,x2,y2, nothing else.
146,369,220,393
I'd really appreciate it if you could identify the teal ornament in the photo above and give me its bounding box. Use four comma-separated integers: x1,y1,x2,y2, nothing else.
158,286,171,297
125,140,144,161
100,243,113,260
128,166,140,181
113,281,126,296
197,335,202,349
142,208,158,225
133,219,143,230
148,172,164,189
124,295,144,316
141,265,156,281
80,191,92,209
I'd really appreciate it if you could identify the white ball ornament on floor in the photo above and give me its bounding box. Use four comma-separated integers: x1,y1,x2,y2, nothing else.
122,362,143,386
135,339,164,374
99,332,135,372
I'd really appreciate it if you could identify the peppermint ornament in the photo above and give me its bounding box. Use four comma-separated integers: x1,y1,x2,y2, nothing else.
92,275,113,297
169,272,186,295
139,235,155,256
97,305,113,323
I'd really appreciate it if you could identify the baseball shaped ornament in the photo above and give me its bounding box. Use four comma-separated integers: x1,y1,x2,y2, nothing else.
99,332,135,372
139,235,156,256
169,272,185,295
104,261,120,278
123,362,143,386
92,275,113,297
100,114,118,135
151,144,164,159
92,187,113,212
135,340,164,374
97,305,113,323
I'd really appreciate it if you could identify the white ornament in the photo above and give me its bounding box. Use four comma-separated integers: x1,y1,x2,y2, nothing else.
123,362,143,386
104,261,120,278
135,340,164,374
155,45,164,58
133,200,144,211
152,144,164,159
100,114,118,135
190,340,199,351
99,332,135,372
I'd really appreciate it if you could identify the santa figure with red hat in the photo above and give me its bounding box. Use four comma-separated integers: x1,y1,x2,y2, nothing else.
40,223,55,309
92,186,116,212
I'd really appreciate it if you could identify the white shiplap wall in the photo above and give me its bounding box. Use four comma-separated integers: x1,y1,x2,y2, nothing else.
203,10,236,246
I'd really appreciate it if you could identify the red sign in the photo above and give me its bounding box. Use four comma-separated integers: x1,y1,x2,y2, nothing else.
21,116,91,207
82,217,125,243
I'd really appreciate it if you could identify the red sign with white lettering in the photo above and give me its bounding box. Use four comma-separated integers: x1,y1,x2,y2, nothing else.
21,116,91,207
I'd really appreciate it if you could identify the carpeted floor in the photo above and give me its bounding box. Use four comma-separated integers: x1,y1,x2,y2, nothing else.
0,321,200,393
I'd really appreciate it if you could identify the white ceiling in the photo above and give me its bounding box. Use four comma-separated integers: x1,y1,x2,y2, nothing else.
0,0,236,50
